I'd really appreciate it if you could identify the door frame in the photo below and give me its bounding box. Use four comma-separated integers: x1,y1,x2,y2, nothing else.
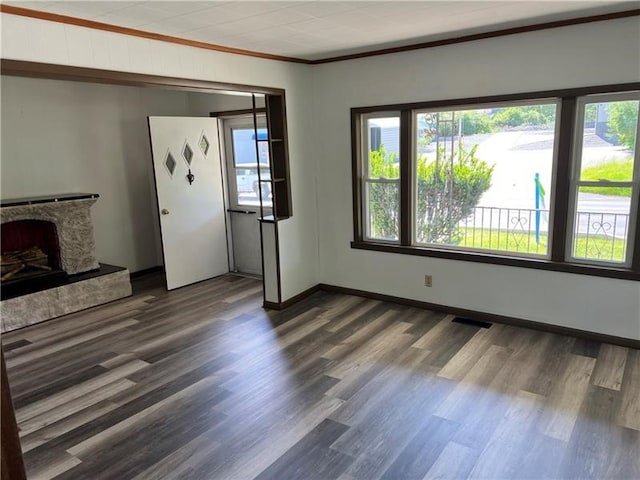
1,60,286,96
218,113,271,275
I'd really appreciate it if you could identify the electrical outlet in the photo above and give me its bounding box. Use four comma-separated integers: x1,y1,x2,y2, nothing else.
424,275,433,287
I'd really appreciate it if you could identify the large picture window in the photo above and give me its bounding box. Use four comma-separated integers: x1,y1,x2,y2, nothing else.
352,84,640,280
413,101,557,257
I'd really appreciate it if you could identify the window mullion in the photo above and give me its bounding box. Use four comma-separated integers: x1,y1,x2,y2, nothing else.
552,97,576,262
352,111,363,242
400,109,412,246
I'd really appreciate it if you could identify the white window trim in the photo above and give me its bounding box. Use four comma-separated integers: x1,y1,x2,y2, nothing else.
567,91,640,268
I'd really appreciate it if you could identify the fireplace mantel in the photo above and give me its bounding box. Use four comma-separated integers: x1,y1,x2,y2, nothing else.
0,193,99,208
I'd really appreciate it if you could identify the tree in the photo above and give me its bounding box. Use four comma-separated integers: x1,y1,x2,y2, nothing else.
492,105,555,128
608,100,639,150
459,111,493,135
367,142,493,243
417,111,492,140
416,142,493,243
584,104,597,125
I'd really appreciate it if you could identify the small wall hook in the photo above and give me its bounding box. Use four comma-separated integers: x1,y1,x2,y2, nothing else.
186,169,195,185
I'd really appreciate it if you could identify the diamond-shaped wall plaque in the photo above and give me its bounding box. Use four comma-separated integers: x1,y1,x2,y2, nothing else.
183,142,193,166
199,133,210,156
164,152,176,177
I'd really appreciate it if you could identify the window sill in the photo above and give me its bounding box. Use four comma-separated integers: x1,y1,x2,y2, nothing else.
351,241,639,281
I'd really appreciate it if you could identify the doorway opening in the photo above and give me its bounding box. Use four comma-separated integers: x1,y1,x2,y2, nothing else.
220,110,271,276
2,60,290,304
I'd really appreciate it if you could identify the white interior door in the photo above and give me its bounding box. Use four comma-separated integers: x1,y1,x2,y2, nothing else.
148,116,228,290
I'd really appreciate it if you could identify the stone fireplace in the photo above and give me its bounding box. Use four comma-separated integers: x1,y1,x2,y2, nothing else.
1,194,132,332
1,194,100,275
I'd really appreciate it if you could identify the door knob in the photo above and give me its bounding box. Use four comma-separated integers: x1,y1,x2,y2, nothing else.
161,209,170,215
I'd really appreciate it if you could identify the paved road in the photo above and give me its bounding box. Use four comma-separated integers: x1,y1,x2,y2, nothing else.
574,193,630,239
441,130,633,239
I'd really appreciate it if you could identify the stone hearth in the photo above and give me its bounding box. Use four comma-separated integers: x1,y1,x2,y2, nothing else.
1,194,132,332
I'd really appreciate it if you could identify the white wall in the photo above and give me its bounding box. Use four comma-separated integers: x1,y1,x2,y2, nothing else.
0,78,262,272
1,12,638,339
312,17,640,340
0,76,193,271
0,13,319,296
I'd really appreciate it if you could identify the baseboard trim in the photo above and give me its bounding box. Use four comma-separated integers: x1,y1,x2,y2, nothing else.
317,284,640,349
130,266,165,279
262,282,639,348
263,284,321,310
263,301,281,310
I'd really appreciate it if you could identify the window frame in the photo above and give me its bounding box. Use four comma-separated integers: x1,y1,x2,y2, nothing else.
411,98,561,260
351,83,640,281
231,129,270,169
566,92,640,269
361,111,402,243
222,115,273,209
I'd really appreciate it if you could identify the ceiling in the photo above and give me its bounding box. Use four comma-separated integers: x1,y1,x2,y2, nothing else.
5,1,638,61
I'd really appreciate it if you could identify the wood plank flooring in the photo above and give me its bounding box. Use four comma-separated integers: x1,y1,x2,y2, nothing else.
2,273,639,480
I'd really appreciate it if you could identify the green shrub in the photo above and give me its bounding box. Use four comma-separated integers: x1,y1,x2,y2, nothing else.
492,107,525,127
460,111,493,135
585,104,597,125
366,143,494,243
492,105,555,128
368,145,400,239
422,111,493,137
369,144,399,179
416,142,493,243
608,101,639,150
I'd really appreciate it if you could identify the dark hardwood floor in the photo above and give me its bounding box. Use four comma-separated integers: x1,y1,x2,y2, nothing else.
2,273,639,480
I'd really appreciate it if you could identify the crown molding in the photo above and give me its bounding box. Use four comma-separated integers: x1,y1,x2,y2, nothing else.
0,5,311,64
1,4,638,66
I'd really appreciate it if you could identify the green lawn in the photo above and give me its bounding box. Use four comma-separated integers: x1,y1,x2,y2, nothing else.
572,235,627,262
453,228,627,262
457,228,548,255
580,158,633,197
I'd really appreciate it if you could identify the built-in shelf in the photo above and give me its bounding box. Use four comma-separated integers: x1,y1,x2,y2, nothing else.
259,214,290,224
265,94,292,219
260,178,286,183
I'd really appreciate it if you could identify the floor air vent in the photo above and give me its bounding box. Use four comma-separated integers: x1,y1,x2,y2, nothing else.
452,317,492,329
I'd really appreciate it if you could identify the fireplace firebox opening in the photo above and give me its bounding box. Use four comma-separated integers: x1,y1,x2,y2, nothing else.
1,219,63,282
